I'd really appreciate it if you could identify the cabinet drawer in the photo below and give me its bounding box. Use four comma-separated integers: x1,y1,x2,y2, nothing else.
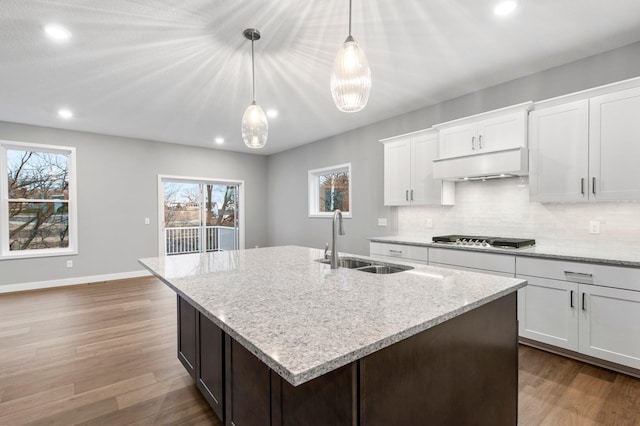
516,257,640,292
430,262,514,278
428,248,515,275
369,242,428,263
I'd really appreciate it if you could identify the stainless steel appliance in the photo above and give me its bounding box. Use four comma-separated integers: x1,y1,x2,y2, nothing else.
432,235,535,249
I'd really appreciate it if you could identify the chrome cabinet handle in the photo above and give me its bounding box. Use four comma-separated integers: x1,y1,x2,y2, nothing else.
582,293,586,311
410,189,414,201
478,135,483,149
471,136,476,150
592,177,596,195
389,249,403,255
564,271,592,277
405,190,409,201
570,290,574,308
581,178,585,195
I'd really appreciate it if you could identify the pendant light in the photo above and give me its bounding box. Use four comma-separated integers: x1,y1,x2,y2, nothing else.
241,28,268,149
330,0,371,113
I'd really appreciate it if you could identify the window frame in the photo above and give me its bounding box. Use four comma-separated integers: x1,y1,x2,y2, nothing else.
0,140,78,260
308,163,352,218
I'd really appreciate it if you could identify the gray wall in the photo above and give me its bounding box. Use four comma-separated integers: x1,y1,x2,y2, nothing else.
0,122,268,286
266,41,640,255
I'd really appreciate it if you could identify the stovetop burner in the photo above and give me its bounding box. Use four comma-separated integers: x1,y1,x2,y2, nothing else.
432,235,536,249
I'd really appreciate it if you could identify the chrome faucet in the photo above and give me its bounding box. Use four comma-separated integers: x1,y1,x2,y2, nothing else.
330,209,345,269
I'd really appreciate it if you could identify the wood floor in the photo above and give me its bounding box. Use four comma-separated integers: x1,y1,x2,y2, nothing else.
1,277,639,425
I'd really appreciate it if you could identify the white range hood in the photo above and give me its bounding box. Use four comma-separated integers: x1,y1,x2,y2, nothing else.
432,147,528,181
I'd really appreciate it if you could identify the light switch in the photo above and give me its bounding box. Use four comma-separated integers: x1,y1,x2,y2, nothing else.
378,218,387,227
426,218,433,228
589,221,600,234
144,217,150,225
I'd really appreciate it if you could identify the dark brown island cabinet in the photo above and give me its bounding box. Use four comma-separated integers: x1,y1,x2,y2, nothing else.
177,293,518,426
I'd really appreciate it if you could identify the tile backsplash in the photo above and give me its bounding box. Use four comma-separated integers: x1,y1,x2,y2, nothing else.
398,177,640,250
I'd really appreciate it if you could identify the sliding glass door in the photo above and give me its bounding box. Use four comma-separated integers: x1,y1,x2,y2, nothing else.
160,177,241,255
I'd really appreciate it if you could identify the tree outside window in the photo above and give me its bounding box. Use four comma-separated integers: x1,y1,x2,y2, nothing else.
308,163,352,218
1,141,77,259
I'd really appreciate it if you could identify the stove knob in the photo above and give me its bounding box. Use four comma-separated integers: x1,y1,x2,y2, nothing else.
455,239,462,245
481,240,489,247
461,239,467,245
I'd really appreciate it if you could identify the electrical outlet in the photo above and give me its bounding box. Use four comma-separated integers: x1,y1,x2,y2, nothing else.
426,218,433,228
589,221,600,234
66,260,73,268
144,217,150,225
377,218,387,227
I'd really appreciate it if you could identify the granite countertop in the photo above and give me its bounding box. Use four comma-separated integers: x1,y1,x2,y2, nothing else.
370,236,640,268
139,245,525,386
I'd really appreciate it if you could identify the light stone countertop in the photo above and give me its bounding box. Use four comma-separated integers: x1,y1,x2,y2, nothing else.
139,245,525,386
370,236,640,268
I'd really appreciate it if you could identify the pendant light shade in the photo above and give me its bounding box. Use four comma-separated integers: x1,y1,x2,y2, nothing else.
331,0,371,113
242,28,268,149
241,101,268,149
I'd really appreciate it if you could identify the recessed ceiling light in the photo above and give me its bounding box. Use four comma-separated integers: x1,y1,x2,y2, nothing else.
58,109,73,119
44,24,72,41
266,109,279,119
494,1,517,16
214,137,224,145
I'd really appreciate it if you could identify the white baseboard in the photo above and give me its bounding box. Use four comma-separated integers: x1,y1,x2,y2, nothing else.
0,270,153,294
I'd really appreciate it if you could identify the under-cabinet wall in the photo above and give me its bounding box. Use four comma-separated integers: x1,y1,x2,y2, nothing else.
396,177,640,253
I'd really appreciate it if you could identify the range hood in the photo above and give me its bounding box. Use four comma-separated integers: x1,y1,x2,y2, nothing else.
432,147,528,181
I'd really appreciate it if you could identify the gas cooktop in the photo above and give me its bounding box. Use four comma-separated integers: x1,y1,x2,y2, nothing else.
432,235,536,249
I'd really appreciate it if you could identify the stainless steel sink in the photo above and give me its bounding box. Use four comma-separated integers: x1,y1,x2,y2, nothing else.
356,264,413,274
317,257,374,269
316,257,413,274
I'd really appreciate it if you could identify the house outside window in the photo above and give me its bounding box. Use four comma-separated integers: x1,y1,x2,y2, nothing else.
0,141,77,259
308,163,352,218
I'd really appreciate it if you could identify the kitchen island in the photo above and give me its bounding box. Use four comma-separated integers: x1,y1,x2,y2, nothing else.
139,245,527,425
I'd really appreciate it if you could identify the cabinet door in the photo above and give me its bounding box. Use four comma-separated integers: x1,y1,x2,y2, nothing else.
225,338,271,426
177,296,196,378
589,86,640,201
529,100,589,202
517,276,579,351
579,284,640,369
383,138,411,206
476,111,527,152
197,313,224,421
438,123,477,158
410,132,454,205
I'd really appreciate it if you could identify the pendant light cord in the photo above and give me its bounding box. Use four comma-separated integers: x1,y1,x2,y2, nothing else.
348,0,352,36
251,36,256,102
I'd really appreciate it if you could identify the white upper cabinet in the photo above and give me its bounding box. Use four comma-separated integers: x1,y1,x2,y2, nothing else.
383,137,412,206
381,129,454,206
436,102,532,159
530,81,640,202
589,86,640,201
529,100,590,202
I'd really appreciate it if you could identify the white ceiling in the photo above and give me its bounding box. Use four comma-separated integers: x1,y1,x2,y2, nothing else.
2,1,640,155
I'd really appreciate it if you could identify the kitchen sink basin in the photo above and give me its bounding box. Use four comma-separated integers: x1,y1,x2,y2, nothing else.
316,257,413,274
357,264,414,274
317,257,375,269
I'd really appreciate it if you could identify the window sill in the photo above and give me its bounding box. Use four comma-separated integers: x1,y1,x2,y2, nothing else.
0,248,77,260
309,213,352,219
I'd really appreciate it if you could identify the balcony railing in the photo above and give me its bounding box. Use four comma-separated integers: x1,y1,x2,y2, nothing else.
165,226,238,255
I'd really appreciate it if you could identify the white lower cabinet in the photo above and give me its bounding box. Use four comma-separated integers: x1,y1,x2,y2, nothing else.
579,284,640,369
428,247,515,277
517,276,578,351
517,257,640,371
369,242,428,264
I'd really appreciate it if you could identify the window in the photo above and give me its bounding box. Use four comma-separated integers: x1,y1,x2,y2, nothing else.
0,141,77,259
308,163,352,218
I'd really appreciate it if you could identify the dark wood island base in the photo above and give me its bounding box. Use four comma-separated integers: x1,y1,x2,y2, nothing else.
177,292,518,426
